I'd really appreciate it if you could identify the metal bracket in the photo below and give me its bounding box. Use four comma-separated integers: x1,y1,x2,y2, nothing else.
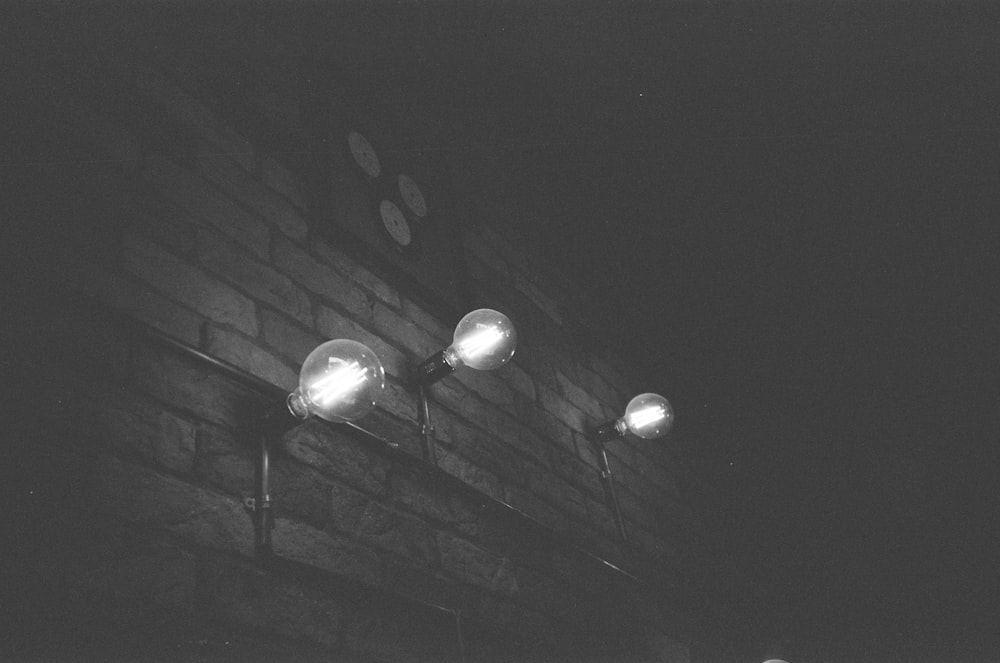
243,494,272,513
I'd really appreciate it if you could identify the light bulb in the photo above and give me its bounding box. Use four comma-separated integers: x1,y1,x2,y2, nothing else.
594,392,674,443
286,339,385,422
444,308,517,371
622,393,674,439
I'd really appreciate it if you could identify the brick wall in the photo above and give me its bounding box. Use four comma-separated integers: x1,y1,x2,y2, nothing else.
7,15,705,662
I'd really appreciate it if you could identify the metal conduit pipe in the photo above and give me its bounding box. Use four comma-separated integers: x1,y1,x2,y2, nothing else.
47,285,647,588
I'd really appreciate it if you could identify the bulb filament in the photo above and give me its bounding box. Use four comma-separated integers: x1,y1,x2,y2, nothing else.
627,405,666,431
309,361,368,406
456,327,504,360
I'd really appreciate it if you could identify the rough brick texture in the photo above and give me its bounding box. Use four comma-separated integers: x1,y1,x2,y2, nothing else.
8,23,697,663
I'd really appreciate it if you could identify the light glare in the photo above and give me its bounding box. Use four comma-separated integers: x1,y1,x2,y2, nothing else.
309,360,368,406
626,404,666,430
455,327,504,360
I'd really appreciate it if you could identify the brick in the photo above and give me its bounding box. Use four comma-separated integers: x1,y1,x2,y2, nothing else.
197,148,308,242
435,448,503,501
380,378,419,423
509,341,557,391
123,233,258,336
126,342,253,429
273,236,370,318
315,305,408,380
199,558,345,648
199,229,313,327
143,154,269,260
204,326,298,391
554,370,606,419
261,155,308,210
435,418,529,489
361,409,423,459
194,427,253,497
400,297,451,343
573,431,601,469
499,361,536,401
548,446,604,501
372,301,441,360
515,396,576,454
312,239,401,309
537,383,590,434
503,485,573,536
271,518,382,587
506,421,557,467
585,354,636,399
452,367,515,409
91,455,254,557
281,421,388,496
260,309,324,367
421,369,471,414
603,435,641,471
273,463,333,526
524,468,591,528
97,394,197,475
572,365,622,411
135,67,254,171
436,532,518,596
387,466,482,538
328,482,438,567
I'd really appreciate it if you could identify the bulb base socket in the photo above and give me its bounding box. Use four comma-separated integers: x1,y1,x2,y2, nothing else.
415,349,457,385
286,390,311,419
594,420,626,444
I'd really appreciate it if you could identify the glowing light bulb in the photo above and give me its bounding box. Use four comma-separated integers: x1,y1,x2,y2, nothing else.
445,308,517,371
286,339,385,422
594,392,674,443
416,309,518,384
620,394,674,440
622,393,673,439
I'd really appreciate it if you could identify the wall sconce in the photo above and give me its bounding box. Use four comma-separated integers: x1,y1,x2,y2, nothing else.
591,393,674,542
250,339,385,558
411,308,517,463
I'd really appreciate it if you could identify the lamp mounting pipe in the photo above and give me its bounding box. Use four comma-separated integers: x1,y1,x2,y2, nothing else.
251,402,300,559
417,382,438,465
595,443,628,542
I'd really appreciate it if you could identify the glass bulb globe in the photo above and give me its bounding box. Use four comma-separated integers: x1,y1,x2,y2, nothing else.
286,339,385,422
444,308,517,371
621,393,674,439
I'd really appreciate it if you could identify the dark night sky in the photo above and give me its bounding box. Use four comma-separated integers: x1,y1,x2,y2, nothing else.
13,2,1000,659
